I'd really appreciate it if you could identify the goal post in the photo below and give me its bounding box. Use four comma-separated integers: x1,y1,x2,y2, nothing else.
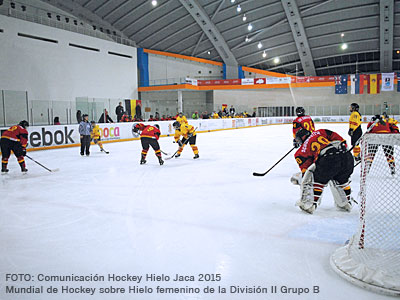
330,133,400,297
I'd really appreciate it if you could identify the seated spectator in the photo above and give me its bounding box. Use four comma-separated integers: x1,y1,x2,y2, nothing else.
192,111,199,119
212,112,219,119
201,111,209,119
120,111,132,122
54,116,61,125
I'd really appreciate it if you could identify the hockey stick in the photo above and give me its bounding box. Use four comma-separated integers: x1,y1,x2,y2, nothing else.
253,147,296,177
160,150,169,156
26,155,59,172
165,127,198,160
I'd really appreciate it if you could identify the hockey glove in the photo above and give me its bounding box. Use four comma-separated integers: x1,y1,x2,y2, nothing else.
22,149,27,156
293,139,300,148
348,129,353,136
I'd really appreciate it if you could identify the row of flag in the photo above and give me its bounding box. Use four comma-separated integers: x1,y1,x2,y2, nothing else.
334,73,398,94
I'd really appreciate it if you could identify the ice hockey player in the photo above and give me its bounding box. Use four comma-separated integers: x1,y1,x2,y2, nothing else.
382,112,399,133
1,120,29,173
90,121,109,154
79,114,92,156
292,128,354,214
172,121,199,159
292,107,315,148
133,123,164,165
365,115,396,175
348,103,362,161
176,112,188,124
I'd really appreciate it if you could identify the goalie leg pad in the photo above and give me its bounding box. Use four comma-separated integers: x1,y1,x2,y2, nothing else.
296,164,324,214
329,180,353,212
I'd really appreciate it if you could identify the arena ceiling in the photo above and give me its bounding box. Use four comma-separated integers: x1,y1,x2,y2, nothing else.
42,0,400,76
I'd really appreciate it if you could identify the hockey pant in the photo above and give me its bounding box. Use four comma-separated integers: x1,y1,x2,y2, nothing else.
0,138,26,170
92,137,104,150
80,135,91,155
177,135,198,155
299,151,354,213
365,144,395,174
350,126,362,158
141,137,161,159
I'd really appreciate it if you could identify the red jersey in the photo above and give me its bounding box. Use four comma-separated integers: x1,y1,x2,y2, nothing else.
140,125,161,140
294,129,346,173
292,115,315,137
1,125,28,148
367,120,391,133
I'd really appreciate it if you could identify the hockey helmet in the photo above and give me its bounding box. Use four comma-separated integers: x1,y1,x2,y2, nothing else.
295,107,305,117
371,114,382,122
295,128,311,145
154,124,160,129
172,121,181,130
90,120,96,124
82,114,89,119
19,120,29,128
132,123,140,133
349,103,359,112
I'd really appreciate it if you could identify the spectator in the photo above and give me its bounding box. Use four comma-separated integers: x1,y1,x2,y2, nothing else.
98,109,114,123
202,111,209,119
76,110,82,124
115,102,124,122
155,112,160,120
213,112,219,119
148,115,157,121
54,116,61,125
192,111,199,119
229,105,236,116
218,110,222,118
135,103,142,120
120,111,131,122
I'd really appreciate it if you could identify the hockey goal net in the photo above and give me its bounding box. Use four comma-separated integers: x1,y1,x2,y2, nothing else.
330,133,400,296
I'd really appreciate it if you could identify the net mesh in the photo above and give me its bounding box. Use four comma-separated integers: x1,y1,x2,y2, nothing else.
331,133,400,296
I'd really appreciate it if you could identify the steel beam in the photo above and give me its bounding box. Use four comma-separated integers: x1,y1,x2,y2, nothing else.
281,0,316,76
179,0,238,78
379,0,394,72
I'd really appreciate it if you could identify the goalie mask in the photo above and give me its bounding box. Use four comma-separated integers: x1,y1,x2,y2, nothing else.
295,128,311,145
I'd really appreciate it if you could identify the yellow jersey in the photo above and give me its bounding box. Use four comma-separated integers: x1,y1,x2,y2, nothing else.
174,124,196,141
91,125,101,139
176,115,188,124
349,111,361,130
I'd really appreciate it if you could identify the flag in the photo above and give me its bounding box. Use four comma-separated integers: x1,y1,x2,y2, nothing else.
350,74,364,94
335,75,348,94
367,74,381,94
398,72,400,92
381,73,394,91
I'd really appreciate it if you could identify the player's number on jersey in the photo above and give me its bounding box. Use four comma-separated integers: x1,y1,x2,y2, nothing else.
303,121,315,132
311,136,330,152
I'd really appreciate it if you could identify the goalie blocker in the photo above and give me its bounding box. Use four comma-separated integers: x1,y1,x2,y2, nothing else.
293,128,355,214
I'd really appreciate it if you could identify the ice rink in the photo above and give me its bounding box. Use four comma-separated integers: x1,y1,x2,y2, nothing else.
0,123,393,300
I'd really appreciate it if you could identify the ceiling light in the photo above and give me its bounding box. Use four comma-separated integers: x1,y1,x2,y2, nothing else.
257,42,262,49
231,0,235,3
245,36,250,42
242,14,247,21
262,51,267,58
151,0,157,6
207,51,211,55
273,57,280,64
341,33,344,37
341,43,348,50
237,5,241,12
247,23,252,31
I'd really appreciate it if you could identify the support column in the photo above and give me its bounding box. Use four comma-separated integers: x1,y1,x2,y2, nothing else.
178,90,183,113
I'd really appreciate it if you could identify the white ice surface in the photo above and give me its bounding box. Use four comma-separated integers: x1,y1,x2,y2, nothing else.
0,124,393,300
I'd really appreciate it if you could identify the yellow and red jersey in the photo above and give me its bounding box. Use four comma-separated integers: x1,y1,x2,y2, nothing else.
174,123,196,141
91,125,101,139
294,129,346,173
349,111,362,131
1,125,28,148
140,125,161,140
385,117,399,133
121,115,131,122
292,115,315,138
367,120,391,133
176,115,188,124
